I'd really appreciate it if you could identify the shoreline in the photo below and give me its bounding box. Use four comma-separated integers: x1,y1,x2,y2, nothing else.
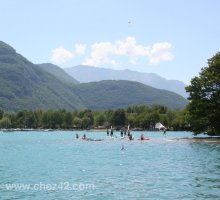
170,137,220,143
0,128,189,132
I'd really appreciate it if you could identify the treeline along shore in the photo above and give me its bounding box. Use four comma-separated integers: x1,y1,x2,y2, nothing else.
0,105,190,131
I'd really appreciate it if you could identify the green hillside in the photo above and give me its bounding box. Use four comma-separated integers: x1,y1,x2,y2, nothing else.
0,41,188,112
38,63,79,85
74,80,188,110
0,41,85,111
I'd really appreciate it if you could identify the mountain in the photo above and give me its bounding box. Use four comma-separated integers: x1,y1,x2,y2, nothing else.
0,41,187,111
0,41,85,111
65,65,187,98
73,80,188,110
38,63,79,85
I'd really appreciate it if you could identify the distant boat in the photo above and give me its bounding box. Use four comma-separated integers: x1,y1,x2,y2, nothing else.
2,128,21,132
44,129,53,132
84,138,104,141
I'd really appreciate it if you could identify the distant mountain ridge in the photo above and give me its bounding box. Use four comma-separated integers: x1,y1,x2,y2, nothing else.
0,41,188,111
65,65,187,98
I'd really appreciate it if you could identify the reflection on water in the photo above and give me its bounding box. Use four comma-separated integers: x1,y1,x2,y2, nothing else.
0,131,220,199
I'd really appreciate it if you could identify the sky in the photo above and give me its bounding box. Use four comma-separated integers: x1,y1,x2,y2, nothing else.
0,0,220,84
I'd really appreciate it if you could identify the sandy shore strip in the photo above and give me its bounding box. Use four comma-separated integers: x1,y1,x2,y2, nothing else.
170,137,220,143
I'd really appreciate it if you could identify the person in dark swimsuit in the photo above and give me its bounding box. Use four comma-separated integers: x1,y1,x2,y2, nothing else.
110,128,113,137
120,129,124,137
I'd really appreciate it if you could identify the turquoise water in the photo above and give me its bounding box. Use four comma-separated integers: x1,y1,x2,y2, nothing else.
0,131,220,200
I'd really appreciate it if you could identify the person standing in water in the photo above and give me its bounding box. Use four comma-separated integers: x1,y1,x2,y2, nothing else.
129,133,133,140
76,133,79,139
82,134,86,140
127,131,131,137
120,129,124,137
163,129,166,135
110,128,114,137
140,133,144,140
107,129,109,136
128,129,131,136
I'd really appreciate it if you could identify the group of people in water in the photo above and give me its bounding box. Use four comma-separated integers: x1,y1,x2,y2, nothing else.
75,133,86,139
75,127,167,141
106,128,134,140
106,128,146,140
75,130,146,141
74,122,171,141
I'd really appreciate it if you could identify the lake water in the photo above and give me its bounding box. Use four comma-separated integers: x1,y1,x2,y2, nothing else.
0,131,220,200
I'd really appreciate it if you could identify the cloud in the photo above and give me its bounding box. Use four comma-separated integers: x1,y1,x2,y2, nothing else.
83,37,173,66
75,44,86,55
115,37,148,57
83,42,117,66
50,37,173,66
148,42,173,65
51,47,74,64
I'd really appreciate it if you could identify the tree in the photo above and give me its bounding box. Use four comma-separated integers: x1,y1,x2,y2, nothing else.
139,113,151,129
82,116,92,129
73,117,82,129
42,111,52,128
171,110,190,131
33,110,43,128
64,112,73,128
166,110,176,128
147,112,160,129
95,113,106,127
127,114,136,128
51,110,65,129
112,109,126,127
186,52,220,135
78,109,94,126
104,110,114,126
0,109,4,120
0,117,11,128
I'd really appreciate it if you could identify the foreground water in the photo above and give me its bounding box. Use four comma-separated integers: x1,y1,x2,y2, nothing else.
0,131,219,200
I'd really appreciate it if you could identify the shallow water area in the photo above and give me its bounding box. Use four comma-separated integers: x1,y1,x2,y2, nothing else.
0,131,220,199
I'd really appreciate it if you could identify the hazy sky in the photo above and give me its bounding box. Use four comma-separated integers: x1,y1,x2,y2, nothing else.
1,0,220,84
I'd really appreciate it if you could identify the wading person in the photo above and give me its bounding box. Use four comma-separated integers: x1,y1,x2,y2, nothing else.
110,128,113,137
121,129,124,137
